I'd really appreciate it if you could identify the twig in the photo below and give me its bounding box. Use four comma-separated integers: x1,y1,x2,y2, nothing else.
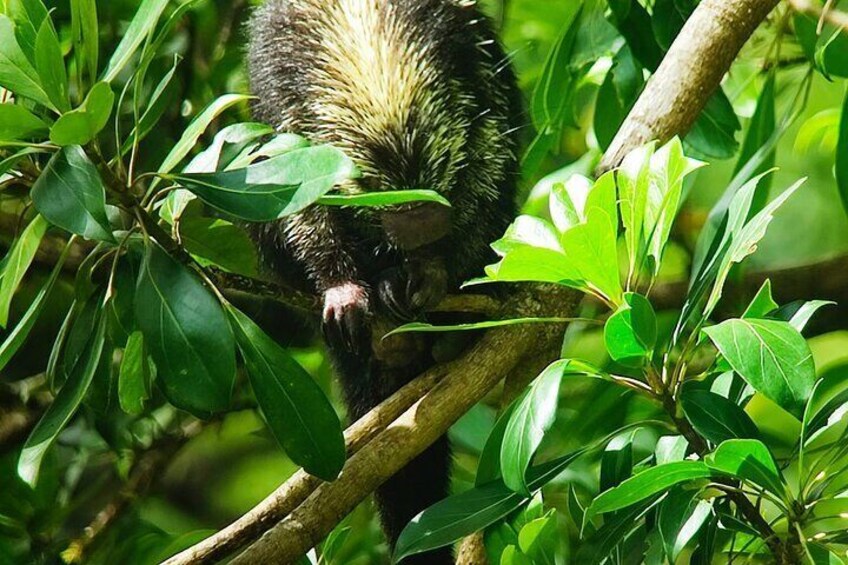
788,0,848,33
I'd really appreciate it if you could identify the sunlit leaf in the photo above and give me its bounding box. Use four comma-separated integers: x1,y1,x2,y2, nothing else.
585,461,711,520
118,331,150,415
50,82,114,146
703,318,815,417
0,103,48,141
604,292,656,366
705,439,786,500
317,189,449,208
101,0,169,82
0,14,53,109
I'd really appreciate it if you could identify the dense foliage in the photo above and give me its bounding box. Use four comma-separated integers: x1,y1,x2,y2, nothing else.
1,0,847,564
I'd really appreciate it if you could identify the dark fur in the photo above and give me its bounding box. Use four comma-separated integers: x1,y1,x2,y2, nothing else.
247,1,521,562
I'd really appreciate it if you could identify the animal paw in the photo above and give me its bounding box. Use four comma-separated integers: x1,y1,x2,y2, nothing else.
376,259,448,321
322,282,370,353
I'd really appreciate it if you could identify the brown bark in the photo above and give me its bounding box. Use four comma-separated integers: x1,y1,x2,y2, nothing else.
597,0,781,174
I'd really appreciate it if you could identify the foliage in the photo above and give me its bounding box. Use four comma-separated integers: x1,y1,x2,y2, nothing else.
0,0,847,564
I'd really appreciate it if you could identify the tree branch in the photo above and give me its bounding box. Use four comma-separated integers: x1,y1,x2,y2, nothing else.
228,289,579,564
597,0,781,174
166,0,801,561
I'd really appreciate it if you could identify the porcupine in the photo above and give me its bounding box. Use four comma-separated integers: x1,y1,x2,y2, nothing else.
247,0,521,562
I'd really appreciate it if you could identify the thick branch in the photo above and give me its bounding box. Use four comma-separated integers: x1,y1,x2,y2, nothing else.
229,289,579,564
597,0,781,173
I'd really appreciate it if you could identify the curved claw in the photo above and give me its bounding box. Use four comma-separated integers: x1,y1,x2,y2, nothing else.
322,282,371,353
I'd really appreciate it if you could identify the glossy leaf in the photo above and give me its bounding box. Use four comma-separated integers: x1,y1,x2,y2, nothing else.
0,103,48,141
501,360,582,494
600,432,634,491
17,300,106,486
0,214,48,327
476,402,517,487
156,93,252,175
317,189,449,208
31,146,114,242
617,143,654,281
742,279,778,319
594,44,643,150
50,82,115,146
734,73,776,203
0,237,72,372
227,305,345,481
70,0,98,83
604,292,656,366
657,487,712,563
385,317,585,337
101,0,169,82
836,87,848,216
394,447,588,561
703,318,815,417
0,14,53,109
34,17,69,113
165,145,358,221
684,90,740,160
118,331,150,415
134,243,236,418
585,461,711,520
517,511,559,565
680,389,760,444
705,439,786,499
178,216,259,277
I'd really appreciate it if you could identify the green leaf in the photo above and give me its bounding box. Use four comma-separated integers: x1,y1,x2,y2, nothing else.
178,216,259,277
476,402,517,487
165,145,358,221
684,90,740,160
31,145,115,242
0,103,48,141
49,82,114,146
655,435,688,465
482,246,581,286
651,0,697,51
600,432,634,491
657,487,712,563
531,4,582,129
70,0,99,84
500,545,532,565
5,0,49,62
703,319,815,417
134,243,235,418
101,0,169,83
517,511,559,565
585,461,711,520
120,58,179,155
680,389,760,445
594,44,643,150
705,439,786,499
385,317,584,337
802,368,848,443
0,214,48,327
607,0,663,70
780,300,835,333
226,305,345,481
0,14,53,109
644,137,704,274
703,177,804,317
742,279,778,319
317,189,449,208
17,299,106,486
34,17,69,113
182,122,275,174
0,236,72,372
501,360,572,494
835,86,848,216
558,172,622,303
156,93,252,176
604,292,656,366
734,73,776,203
394,447,587,562
576,499,661,563
118,331,150,415
617,142,654,281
